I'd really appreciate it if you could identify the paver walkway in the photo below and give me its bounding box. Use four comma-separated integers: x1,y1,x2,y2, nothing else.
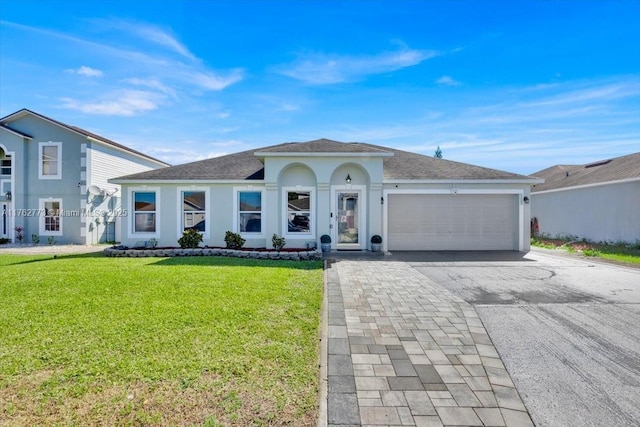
324,259,534,426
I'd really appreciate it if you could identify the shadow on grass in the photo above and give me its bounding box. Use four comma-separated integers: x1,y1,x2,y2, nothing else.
0,251,106,266
149,256,323,270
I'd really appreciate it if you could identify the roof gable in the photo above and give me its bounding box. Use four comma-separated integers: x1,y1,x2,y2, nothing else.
531,152,640,192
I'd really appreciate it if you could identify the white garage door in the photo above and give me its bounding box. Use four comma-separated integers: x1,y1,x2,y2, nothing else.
388,194,518,250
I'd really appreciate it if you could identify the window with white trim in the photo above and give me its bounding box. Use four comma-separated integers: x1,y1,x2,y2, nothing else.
39,198,62,236
1,156,10,176
182,191,206,232
38,142,62,179
238,191,262,233
285,190,312,234
133,191,157,233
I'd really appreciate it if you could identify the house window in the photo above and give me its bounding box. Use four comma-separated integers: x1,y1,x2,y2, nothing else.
38,142,62,179
182,191,206,232
39,199,63,236
133,191,156,233
1,157,10,176
238,191,262,233
286,190,311,234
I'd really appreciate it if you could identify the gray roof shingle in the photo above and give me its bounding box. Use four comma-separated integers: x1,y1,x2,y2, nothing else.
113,138,534,181
531,152,640,192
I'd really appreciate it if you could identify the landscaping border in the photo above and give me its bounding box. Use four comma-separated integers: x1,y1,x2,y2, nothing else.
103,247,322,261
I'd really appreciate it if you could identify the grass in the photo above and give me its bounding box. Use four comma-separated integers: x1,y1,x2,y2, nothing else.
0,254,323,426
531,237,640,265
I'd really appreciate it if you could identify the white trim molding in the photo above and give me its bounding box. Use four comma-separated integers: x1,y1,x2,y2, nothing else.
38,198,63,236
128,187,161,239
282,186,315,240
331,184,367,250
38,141,62,180
176,186,210,240
233,186,266,238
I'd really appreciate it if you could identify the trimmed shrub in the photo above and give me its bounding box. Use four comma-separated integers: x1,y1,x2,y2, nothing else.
178,229,203,248
225,231,245,249
272,234,286,251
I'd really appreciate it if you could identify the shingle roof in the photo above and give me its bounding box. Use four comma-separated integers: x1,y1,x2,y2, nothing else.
113,138,534,182
0,109,169,167
115,147,265,180
531,152,640,192
256,138,392,154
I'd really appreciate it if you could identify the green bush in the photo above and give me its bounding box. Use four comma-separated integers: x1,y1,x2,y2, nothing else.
178,228,203,248
583,248,600,257
272,234,286,251
371,235,382,244
320,234,331,244
225,231,245,249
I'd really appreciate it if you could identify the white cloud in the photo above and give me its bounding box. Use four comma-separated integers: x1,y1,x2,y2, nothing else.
435,75,460,86
59,90,164,116
66,65,104,77
522,81,639,107
134,24,197,61
101,19,198,61
190,69,245,91
122,77,177,97
277,47,438,84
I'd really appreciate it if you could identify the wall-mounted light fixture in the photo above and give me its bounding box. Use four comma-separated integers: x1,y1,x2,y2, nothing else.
345,174,351,184
381,196,384,205
523,196,530,204
5,191,11,201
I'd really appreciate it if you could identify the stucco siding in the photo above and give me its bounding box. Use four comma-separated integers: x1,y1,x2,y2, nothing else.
531,180,640,243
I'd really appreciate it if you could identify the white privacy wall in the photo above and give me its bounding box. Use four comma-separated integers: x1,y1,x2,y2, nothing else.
531,179,640,243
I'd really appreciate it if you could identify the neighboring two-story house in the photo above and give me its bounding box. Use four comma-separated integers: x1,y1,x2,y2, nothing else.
0,109,168,245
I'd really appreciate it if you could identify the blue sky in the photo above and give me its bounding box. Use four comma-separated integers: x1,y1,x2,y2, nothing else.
1,0,638,174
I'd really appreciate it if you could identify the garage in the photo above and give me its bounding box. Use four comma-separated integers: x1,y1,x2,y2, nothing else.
387,193,519,251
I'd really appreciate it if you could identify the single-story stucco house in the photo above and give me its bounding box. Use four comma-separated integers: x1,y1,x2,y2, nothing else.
531,152,640,243
110,139,541,252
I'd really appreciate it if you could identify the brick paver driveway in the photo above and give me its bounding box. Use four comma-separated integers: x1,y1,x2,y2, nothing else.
323,258,533,427
321,250,640,427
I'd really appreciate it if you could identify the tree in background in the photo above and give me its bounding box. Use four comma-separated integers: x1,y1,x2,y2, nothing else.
434,146,443,158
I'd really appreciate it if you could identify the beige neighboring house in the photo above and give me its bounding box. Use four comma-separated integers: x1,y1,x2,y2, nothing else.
530,152,640,243
111,139,540,252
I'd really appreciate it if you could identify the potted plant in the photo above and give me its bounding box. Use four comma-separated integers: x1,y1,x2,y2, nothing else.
371,235,382,252
320,234,331,253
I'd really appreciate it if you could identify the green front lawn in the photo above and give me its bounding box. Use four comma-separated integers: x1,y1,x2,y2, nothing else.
0,254,323,426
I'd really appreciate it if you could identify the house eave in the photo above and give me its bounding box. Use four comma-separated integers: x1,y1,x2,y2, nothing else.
532,177,640,195
255,152,394,158
0,124,33,140
385,178,544,185
109,178,265,185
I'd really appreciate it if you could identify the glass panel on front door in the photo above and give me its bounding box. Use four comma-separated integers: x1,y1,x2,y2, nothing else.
337,192,359,244
1,204,7,238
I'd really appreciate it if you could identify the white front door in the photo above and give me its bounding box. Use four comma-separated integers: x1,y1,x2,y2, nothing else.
1,203,8,239
331,186,366,250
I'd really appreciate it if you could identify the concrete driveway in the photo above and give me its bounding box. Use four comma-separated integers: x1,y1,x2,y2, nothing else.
403,249,640,427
